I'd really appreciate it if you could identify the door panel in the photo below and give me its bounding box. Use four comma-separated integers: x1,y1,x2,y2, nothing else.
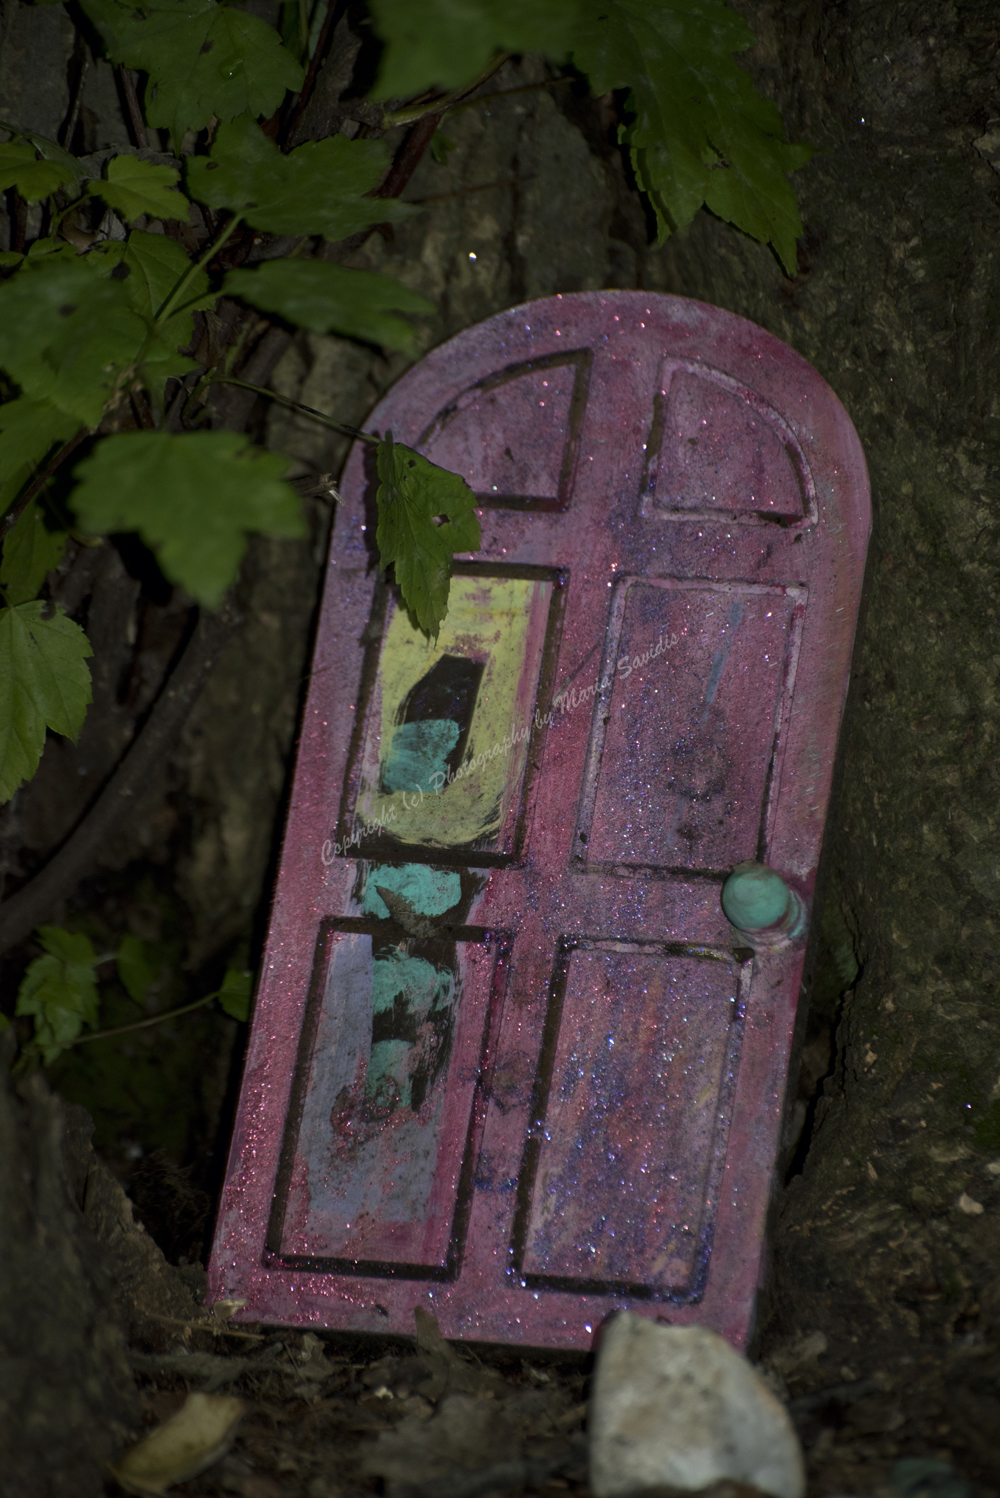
272,922,507,1278
643,360,816,526
513,940,749,1300
345,574,554,859
577,579,805,872
418,350,593,511
209,292,870,1351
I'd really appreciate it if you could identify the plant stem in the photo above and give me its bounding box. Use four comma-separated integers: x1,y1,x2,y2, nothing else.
156,213,241,324
208,376,377,442
384,53,511,127
0,426,89,546
284,0,347,147
119,67,149,150
444,73,576,119
71,989,222,1045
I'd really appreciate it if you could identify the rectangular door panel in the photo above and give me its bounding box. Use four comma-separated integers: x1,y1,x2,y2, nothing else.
512,941,748,1300
342,574,554,862
271,923,505,1277
577,579,805,872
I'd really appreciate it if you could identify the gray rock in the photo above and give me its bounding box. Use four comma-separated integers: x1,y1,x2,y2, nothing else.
588,1314,805,1498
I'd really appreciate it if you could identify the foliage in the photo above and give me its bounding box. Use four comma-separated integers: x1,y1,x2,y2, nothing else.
571,0,813,272
71,432,305,609
0,502,67,606
371,0,812,273
225,262,434,352
15,926,101,1064
13,922,255,1067
0,0,811,820
0,601,93,802
0,138,78,202
79,0,305,145
185,114,414,238
375,433,481,635
87,155,190,222
216,968,253,1023
369,0,578,95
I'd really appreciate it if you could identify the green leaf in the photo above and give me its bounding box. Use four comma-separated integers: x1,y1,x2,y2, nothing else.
1,502,68,606
70,431,305,608
88,154,190,223
117,932,164,1003
375,432,481,636
15,925,101,1065
0,140,78,204
121,229,213,326
368,0,578,95
429,131,457,165
571,0,813,273
0,251,24,269
0,602,93,802
217,967,252,1022
0,397,81,510
186,113,415,239
79,0,304,144
224,261,433,353
0,259,149,425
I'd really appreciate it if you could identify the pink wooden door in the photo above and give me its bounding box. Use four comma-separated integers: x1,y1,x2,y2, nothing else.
208,292,870,1350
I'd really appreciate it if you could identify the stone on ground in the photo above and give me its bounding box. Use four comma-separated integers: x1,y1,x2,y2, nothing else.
588,1314,805,1498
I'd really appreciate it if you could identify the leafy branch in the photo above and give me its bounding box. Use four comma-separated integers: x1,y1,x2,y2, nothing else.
0,0,812,932
6,922,252,1072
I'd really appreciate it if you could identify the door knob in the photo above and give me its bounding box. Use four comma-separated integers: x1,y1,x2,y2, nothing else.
722,860,806,941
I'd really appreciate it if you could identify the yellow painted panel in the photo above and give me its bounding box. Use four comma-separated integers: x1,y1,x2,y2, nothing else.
355,575,551,850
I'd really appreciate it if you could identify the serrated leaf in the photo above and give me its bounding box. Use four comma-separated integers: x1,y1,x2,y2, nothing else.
0,602,93,803
186,113,414,239
572,0,812,273
122,229,212,322
1,502,68,606
70,431,305,608
217,967,252,1022
375,432,481,636
0,259,149,425
79,0,304,144
369,0,578,96
225,261,433,352
15,925,100,1064
88,154,190,223
117,932,164,1003
0,140,78,204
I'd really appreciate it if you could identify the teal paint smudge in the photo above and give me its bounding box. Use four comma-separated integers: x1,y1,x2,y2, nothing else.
381,718,459,796
363,863,462,920
367,952,455,1109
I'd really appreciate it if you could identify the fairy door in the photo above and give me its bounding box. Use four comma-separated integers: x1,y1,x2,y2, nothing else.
209,292,870,1350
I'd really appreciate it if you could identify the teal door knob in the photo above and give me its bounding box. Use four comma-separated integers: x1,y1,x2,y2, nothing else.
722,860,806,940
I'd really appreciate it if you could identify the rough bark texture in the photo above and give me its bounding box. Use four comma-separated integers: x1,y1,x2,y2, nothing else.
2,0,1000,1489
0,1037,138,1496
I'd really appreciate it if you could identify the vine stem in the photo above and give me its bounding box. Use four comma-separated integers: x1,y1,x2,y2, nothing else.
0,427,89,547
155,213,242,325
384,53,512,127
394,72,576,130
208,375,377,443
284,0,348,147
70,988,227,1045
